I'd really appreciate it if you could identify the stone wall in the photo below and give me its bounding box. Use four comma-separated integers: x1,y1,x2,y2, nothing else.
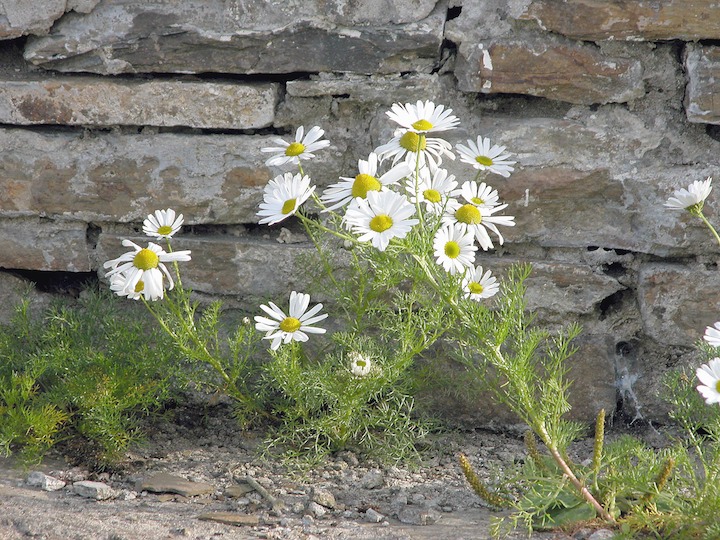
3,0,720,424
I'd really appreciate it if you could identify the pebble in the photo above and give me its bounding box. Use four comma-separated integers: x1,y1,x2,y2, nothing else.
364,508,385,523
306,501,327,518
73,480,115,500
311,487,336,509
397,506,441,526
26,471,66,492
359,469,384,490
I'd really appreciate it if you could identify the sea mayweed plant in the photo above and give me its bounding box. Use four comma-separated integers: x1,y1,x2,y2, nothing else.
252,102,596,484
103,101,592,512
252,101,524,461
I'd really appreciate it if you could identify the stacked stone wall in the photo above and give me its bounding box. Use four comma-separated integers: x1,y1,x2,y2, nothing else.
3,0,720,423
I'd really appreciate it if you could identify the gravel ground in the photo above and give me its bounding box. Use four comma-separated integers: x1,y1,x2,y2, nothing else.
0,402,610,540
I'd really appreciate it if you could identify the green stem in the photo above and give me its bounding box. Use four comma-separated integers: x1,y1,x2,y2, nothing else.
697,211,720,248
141,293,266,417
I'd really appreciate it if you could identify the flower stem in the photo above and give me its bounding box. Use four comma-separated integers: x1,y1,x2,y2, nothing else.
697,211,720,248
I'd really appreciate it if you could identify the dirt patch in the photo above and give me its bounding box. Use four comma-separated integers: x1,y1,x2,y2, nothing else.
0,401,593,540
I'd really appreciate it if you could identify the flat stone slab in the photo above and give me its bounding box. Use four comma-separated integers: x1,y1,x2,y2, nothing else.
0,78,278,129
23,0,444,75
519,0,720,41
140,473,214,497
197,512,260,526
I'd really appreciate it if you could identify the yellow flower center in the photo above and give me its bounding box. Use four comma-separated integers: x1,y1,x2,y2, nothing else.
356,359,367,368
133,248,160,270
351,174,382,198
444,241,461,259
399,132,427,152
423,189,441,203
716,379,720,393
411,119,433,131
369,214,393,233
476,155,494,166
279,317,301,333
134,280,145,293
468,282,484,295
285,142,305,157
157,225,173,236
281,198,297,214
455,204,482,225
471,197,485,205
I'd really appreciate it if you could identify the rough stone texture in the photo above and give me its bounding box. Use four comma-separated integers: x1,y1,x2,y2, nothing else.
0,78,278,128
286,74,443,104
0,0,100,40
0,218,90,272
519,0,720,42
0,128,291,224
684,44,720,125
23,0,445,75
638,263,720,348
455,39,645,105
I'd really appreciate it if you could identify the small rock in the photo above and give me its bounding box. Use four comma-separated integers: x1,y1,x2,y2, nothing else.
140,473,214,497
397,506,441,526
311,487,336,509
73,480,114,500
306,501,327,518
197,512,259,526
27,471,66,492
119,490,137,501
389,490,408,515
360,469,384,490
225,483,255,498
365,508,385,523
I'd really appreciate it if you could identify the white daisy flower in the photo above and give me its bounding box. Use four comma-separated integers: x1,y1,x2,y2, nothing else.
405,164,457,214
257,172,316,225
254,291,328,351
349,351,372,377
704,322,720,347
109,271,144,300
433,225,477,275
665,177,713,212
443,199,515,251
456,136,516,178
462,265,500,300
697,358,720,405
452,180,501,210
386,100,460,134
261,126,330,167
375,128,455,168
104,240,192,301
320,152,411,212
344,190,419,251
143,208,184,239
